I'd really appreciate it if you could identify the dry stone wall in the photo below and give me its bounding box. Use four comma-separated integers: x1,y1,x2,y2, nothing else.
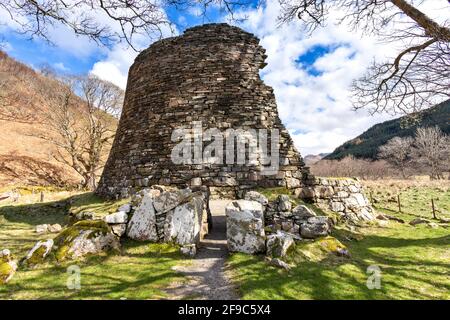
96,23,308,199
300,177,375,221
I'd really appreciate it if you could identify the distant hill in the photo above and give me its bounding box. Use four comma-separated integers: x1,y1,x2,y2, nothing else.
304,153,330,165
325,100,450,160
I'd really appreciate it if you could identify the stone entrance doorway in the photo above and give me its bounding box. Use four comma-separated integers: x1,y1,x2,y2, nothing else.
167,199,239,299
204,199,230,249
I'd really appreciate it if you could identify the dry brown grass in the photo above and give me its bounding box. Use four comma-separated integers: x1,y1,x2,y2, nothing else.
0,51,115,188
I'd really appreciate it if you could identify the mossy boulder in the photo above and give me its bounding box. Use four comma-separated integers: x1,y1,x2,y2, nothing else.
318,236,350,257
22,239,53,267
53,220,120,262
0,249,18,284
288,236,350,263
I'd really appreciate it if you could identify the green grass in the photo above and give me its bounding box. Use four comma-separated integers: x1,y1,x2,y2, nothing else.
0,241,187,299
365,182,450,220
0,191,188,299
1,183,449,300
67,192,130,216
228,183,450,300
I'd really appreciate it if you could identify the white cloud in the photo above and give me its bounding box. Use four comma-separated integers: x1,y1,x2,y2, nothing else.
90,45,137,89
227,0,416,155
90,7,176,89
53,62,69,72
1,0,446,156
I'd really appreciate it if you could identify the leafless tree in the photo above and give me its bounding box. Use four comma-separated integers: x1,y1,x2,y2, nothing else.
278,0,450,114
35,74,124,189
412,126,449,179
378,136,414,178
0,0,253,50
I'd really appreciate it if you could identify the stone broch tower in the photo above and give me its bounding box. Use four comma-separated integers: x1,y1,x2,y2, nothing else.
97,24,309,199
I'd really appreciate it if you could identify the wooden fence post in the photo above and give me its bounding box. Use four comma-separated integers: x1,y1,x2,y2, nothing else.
40,191,44,203
431,199,437,219
397,194,401,213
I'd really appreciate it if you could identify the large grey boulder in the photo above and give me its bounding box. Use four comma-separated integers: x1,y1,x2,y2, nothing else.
153,188,191,214
266,231,294,258
126,191,158,241
300,216,332,239
164,194,205,245
226,200,265,254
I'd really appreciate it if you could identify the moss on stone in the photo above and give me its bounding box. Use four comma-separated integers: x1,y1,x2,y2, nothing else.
53,220,115,262
287,236,348,263
317,236,346,252
54,220,110,244
0,261,14,283
25,245,48,266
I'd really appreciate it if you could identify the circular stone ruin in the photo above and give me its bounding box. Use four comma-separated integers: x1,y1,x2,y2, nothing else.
96,23,309,199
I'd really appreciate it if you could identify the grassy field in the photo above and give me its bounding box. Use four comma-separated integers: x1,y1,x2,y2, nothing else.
228,180,450,300
1,180,449,299
0,190,189,299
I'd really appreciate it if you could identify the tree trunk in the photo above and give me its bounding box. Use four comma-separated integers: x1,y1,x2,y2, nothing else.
390,0,450,41
87,173,97,191
82,173,97,191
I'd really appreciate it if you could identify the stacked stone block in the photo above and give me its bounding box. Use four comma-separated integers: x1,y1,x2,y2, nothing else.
300,177,375,221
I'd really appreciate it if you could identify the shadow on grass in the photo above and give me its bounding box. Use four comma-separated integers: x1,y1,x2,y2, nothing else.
0,199,69,226
0,191,126,226
0,240,188,299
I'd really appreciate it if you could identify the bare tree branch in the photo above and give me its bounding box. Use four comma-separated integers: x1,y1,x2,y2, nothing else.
277,0,450,114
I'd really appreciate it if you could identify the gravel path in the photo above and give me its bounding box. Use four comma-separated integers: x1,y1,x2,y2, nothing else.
166,200,239,300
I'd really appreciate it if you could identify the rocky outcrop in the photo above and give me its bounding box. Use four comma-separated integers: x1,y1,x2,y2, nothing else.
226,200,266,254
300,177,375,221
0,249,17,284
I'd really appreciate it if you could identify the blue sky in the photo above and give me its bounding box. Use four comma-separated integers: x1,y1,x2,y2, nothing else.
1,0,446,155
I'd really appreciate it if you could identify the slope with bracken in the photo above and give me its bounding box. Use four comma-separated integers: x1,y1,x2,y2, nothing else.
0,51,117,188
